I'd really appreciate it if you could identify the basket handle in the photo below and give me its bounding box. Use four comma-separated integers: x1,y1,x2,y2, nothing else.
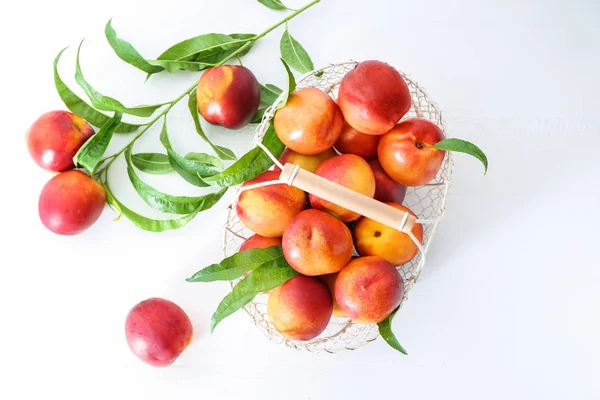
279,163,416,234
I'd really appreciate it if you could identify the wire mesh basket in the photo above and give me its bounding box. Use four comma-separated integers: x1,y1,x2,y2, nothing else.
222,60,453,353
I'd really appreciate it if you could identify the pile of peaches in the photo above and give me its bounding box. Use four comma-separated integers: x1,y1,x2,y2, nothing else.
234,60,446,341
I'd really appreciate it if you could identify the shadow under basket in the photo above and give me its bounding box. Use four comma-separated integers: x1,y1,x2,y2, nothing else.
221,61,454,353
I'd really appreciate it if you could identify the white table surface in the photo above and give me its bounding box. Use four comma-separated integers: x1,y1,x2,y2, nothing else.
3,0,599,398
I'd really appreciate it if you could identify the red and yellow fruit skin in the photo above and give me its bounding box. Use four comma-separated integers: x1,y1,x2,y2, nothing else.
368,159,407,204
275,147,337,173
125,297,193,367
38,170,106,236
377,118,446,187
239,234,282,252
334,121,380,159
309,154,376,222
282,209,354,276
334,256,404,324
26,110,95,172
337,60,411,135
353,203,423,265
319,272,347,317
236,171,306,238
267,275,333,341
273,88,344,155
196,65,260,129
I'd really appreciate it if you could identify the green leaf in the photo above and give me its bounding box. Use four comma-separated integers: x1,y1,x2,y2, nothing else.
210,258,298,332
148,33,256,73
105,19,164,75
104,182,211,232
131,152,223,175
74,112,122,175
188,89,237,161
187,246,284,282
250,107,267,124
201,121,285,187
131,153,173,174
280,28,314,74
432,138,488,174
259,83,283,106
159,117,221,187
257,0,292,10
377,307,408,355
75,41,165,118
279,58,296,107
125,147,227,214
53,48,141,134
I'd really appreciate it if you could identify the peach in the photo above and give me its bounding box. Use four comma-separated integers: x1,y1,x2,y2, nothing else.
337,60,411,135
282,209,353,276
196,65,260,129
236,170,306,237
334,121,380,159
267,275,333,341
319,272,346,317
239,234,282,252
309,154,376,222
275,147,337,173
26,110,95,172
273,88,344,155
38,170,106,235
368,159,407,204
353,203,423,266
378,118,446,186
335,256,404,324
125,297,193,367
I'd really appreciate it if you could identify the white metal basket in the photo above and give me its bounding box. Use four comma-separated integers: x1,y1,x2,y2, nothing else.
222,61,453,353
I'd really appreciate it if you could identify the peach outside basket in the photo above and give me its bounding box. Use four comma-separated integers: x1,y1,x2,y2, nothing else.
221,60,453,353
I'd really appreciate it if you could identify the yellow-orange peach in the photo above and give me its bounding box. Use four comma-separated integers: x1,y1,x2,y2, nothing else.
334,256,404,324
236,171,305,237
378,118,446,186
275,147,337,173
309,154,376,222
337,60,411,135
282,209,353,276
273,88,343,155
353,203,423,265
268,275,333,341
334,121,380,159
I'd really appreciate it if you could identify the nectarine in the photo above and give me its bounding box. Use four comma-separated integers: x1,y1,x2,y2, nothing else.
236,170,305,237
378,118,446,186
239,234,282,252
38,170,106,235
368,159,407,204
282,209,353,276
353,203,423,265
268,275,333,341
197,65,260,129
335,256,404,324
26,110,95,172
273,88,343,155
125,297,193,367
275,147,337,173
337,60,411,135
309,154,376,222
334,121,380,159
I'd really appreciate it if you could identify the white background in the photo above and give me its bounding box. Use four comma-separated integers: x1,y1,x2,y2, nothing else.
2,0,599,398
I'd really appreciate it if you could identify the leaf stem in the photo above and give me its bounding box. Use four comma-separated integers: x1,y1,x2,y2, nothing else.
97,0,320,179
